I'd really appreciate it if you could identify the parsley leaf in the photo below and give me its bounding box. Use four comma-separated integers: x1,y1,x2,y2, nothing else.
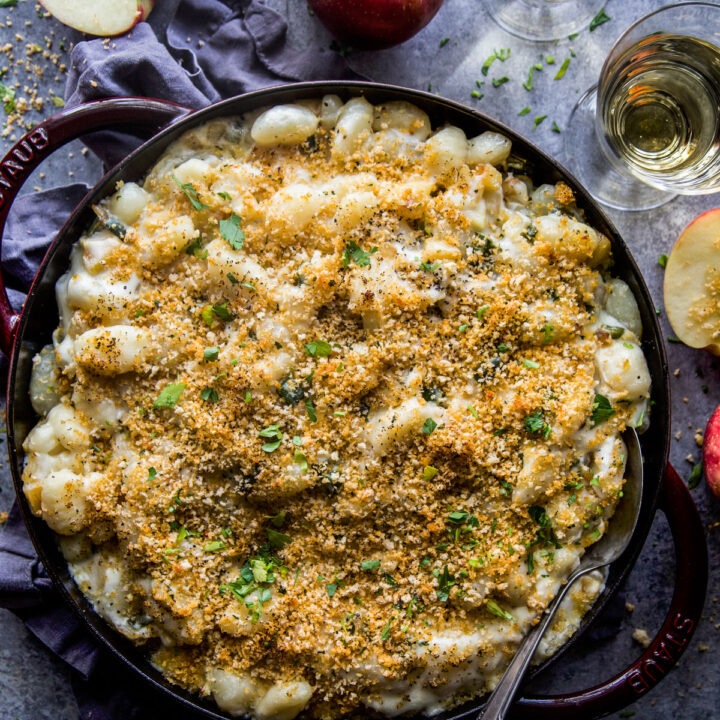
554,58,571,79
590,394,614,425
688,463,703,489
381,615,395,640
212,302,233,321
658,253,669,268
361,559,381,571
589,7,610,30
305,340,332,358
154,382,186,409
492,76,509,88
342,241,378,268
267,528,292,548
219,213,245,250
423,465,439,481
171,174,208,211
533,115,548,130
204,346,219,361
305,398,317,423
217,191,232,201
147,467,157,481
524,410,552,438
0,82,16,114
518,106,531,116
259,424,283,452
435,565,455,601
200,387,219,403
486,598,516,621
422,418,438,435
203,540,226,553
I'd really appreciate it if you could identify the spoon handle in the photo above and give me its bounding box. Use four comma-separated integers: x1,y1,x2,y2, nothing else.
479,568,589,720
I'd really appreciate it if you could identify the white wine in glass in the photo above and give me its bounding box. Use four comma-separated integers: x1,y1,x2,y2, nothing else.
564,2,720,211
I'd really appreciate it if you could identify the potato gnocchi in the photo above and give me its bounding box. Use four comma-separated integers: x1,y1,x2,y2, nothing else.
23,96,650,719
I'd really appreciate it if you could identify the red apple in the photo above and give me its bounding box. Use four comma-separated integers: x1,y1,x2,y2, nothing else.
703,404,720,498
40,0,154,36
664,208,720,354
308,0,445,50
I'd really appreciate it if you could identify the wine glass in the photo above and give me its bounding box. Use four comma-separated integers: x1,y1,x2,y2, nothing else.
563,2,720,211
486,0,606,42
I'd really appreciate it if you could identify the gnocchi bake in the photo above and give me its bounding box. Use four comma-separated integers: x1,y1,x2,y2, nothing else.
23,96,650,719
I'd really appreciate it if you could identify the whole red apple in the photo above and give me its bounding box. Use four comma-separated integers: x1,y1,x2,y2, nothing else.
703,404,720,498
308,0,445,50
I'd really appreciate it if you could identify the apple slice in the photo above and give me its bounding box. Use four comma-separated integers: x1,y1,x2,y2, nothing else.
703,404,720,498
40,0,154,37
664,208,720,354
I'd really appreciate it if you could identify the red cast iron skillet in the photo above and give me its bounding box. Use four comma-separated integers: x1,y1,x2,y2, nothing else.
0,81,708,719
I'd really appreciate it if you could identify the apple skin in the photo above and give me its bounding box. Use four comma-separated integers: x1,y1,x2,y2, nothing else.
664,207,720,355
40,0,154,36
308,0,445,50
703,404,720,498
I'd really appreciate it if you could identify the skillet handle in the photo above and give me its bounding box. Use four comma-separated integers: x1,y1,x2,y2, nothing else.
510,463,708,719
0,97,192,356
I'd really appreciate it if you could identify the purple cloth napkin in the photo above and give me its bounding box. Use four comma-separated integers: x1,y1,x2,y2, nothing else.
0,2,360,718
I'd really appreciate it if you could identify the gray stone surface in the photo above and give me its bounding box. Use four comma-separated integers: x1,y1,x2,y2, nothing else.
0,0,718,718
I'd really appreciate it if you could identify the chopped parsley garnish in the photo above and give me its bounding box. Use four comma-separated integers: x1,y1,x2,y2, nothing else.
305,398,317,423
492,76,509,88
523,359,540,369
419,260,440,272
294,448,308,472
305,340,332,358
422,417,438,435
688,463,703,489
171,174,208,211
259,424,283,452
459,323,469,333
219,212,245,250
468,405,479,418
267,528,292,548
147,467,157,481
552,121,561,133
435,565,456,602
481,52,497,76
381,615,395,640
658,253,668,268
568,32,579,40
342,241,378,268
524,410,552,438
0,81,16,114
499,479,513,497
477,305,490,320
361,559,381,571
326,582,338,598
422,465,439,481
227,272,239,284
497,342,510,353
154,382,186,409
554,58,571,80
526,505,562,573
221,552,283,622
471,90,484,100
545,55,555,64
217,191,232,201
204,346,219,361
203,540,226,553
533,115,547,130
523,64,540,91
439,37,450,47
212,302,233,321
541,323,555,343
200,386,219,403
518,106,531,116
486,598,515,621
590,394,614,425
589,7,610,30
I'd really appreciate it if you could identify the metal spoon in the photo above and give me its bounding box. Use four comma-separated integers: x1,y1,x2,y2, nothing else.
479,428,644,720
